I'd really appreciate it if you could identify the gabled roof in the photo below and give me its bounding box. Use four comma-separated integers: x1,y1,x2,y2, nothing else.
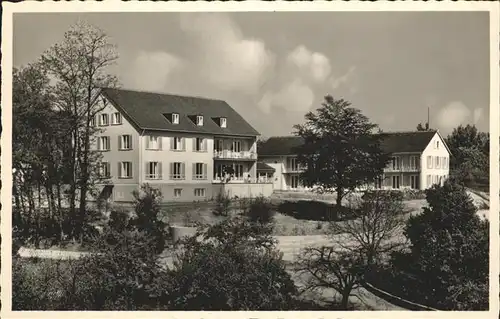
257,136,304,156
258,131,442,156
377,130,438,153
256,162,276,172
101,87,260,137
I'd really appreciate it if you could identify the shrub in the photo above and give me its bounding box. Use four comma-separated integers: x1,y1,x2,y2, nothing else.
163,216,298,310
213,190,231,217
244,196,275,225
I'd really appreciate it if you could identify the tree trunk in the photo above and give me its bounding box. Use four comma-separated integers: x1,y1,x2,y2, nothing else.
340,291,350,310
336,187,343,208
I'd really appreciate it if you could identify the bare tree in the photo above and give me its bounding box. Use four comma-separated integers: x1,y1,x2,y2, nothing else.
328,190,408,267
41,21,118,240
297,247,365,309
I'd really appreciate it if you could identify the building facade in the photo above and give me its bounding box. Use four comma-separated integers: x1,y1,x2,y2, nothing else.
258,131,450,191
92,88,272,202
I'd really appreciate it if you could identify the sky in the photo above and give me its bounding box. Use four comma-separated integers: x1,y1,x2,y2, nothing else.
13,11,490,138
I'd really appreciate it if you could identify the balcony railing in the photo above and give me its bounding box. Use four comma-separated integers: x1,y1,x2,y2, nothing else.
213,176,273,184
284,166,305,173
384,166,420,173
213,150,257,160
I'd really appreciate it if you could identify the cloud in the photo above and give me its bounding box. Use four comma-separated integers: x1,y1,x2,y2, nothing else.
123,51,183,92
258,78,314,114
331,66,356,90
286,45,331,83
436,101,485,131
179,13,275,95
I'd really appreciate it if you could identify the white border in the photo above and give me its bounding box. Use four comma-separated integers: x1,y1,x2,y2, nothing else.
1,2,499,319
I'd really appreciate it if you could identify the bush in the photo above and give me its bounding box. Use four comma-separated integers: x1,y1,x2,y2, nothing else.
213,191,231,217
244,196,275,225
162,216,298,310
277,200,353,221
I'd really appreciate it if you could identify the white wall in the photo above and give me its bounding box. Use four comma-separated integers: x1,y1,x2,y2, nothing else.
421,132,450,189
261,156,286,190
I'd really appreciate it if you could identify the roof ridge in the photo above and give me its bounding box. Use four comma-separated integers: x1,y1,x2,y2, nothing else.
101,86,226,103
378,130,437,134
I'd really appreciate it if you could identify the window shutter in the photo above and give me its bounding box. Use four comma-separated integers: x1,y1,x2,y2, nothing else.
145,162,149,179
203,139,207,151
97,138,101,150
118,162,122,178
159,137,162,150
146,136,150,150
182,138,186,151
193,138,197,151
159,162,163,179
192,163,196,179
118,136,122,150
181,162,185,179
129,135,133,149
169,162,173,180
203,163,208,179
170,137,174,150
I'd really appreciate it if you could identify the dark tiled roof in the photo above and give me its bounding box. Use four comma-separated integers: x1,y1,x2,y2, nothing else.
378,131,437,153
257,162,276,172
257,136,304,156
101,88,260,137
258,131,438,156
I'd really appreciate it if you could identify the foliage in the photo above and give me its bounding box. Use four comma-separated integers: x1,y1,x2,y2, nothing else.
243,196,275,225
445,124,489,190
416,122,431,131
297,247,365,309
277,200,354,221
329,190,407,267
129,184,169,254
391,181,489,310
163,216,298,310
213,190,232,217
293,95,390,207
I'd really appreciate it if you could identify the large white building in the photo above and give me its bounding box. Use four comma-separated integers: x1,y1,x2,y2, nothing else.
257,131,451,191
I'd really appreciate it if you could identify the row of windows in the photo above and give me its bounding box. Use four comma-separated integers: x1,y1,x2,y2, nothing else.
97,136,209,152
99,161,208,180
388,156,420,170
91,113,122,127
166,113,227,128
426,156,448,169
173,188,206,198
426,174,448,187
91,111,228,129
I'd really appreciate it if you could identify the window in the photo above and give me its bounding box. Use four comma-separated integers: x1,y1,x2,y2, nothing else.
112,112,122,125
234,164,244,179
172,113,179,124
119,135,132,150
193,163,207,180
99,113,109,126
146,162,162,179
390,157,400,170
215,139,224,152
118,162,132,179
194,188,206,197
90,115,97,127
147,136,161,150
290,157,298,171
171,137,184,151
99,162,111,178
427,156,433,169
427,175,431,187
196,115,204,126
435,156,440,169
443,157,448,169
392,176,400,189
232,140,242,152
98,136,110,151
220,117,227,128
174,188,182,198
436,141,440,149
409,156,419,170
170,162,185,180
194,137,206,152
410,175,419,189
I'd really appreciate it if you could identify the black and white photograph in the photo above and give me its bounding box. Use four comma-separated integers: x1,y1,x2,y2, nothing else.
2,1,498,314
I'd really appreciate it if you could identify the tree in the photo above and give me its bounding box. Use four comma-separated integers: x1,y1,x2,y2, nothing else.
297,247,365,309
445,124,489,189
416,122,430,131
293,95,390,208
392,181,489,310
328,190,407,268
41,21,118,240
163,216,297,310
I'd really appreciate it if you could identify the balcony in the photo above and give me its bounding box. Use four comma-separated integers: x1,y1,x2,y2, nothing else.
384,166,420,173
213,150,257,160
284,166,305,173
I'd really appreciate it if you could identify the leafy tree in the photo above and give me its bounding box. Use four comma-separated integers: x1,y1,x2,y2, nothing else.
163,216,297,310
293,95,390,208
244,195,275,226
416,122,430,131
445,124,489,190
41,21,118,240
392,181,489,310
328,190,407,268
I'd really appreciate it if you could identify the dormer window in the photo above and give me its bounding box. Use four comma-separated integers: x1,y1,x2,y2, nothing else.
220,117,227,128
196,115,204,126
172,113,179,124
